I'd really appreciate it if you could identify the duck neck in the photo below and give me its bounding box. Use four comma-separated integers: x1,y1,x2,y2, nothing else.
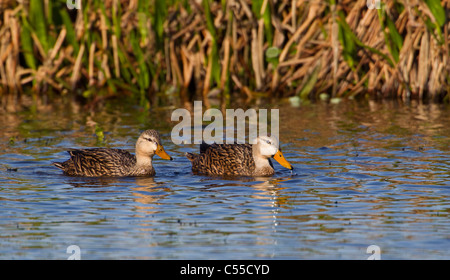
135,151,154,168
252,144,273,171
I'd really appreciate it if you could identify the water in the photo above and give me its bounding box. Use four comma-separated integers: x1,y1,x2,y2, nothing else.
1,99,449,259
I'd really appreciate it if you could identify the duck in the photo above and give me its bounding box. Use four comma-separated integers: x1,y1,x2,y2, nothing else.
185,135,293,176
53,129,173,177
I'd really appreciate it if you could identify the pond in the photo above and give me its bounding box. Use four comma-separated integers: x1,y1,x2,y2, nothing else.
0,97,449,259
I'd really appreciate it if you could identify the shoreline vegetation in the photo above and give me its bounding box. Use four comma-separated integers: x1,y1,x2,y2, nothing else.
0,0,449,112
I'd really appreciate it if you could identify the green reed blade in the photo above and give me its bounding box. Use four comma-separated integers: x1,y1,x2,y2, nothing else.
29,0,49,53
386,16,403,50
46,0,53,28
119,59,132,84
138,12,148,46
154,0,167,49
112,0,121,39
252,0,273,45
20,14,37,70
82,0,90,38
117,46,132,84
378,6,401,63
338,11,394,68
337,12,356,69
59,8,79,53
424,0,445,43
298,63,320,100
117,41,139,84
203,0,216,38
203,0,221,85
131,31,150,90
385,15,402,62
425,0,446,27
45,0,59,49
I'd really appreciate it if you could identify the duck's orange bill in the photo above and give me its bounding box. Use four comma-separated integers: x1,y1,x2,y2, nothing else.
273,150,293,170
156,145,173,160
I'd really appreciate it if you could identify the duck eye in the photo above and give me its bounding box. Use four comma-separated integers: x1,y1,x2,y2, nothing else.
145,138,154,143
265,139,271,145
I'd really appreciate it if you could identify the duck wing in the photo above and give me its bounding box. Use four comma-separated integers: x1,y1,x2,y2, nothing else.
55,148,136,176
187,143,255,176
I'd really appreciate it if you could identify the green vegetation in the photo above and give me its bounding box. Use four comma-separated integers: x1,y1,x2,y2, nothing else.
0,0,448,110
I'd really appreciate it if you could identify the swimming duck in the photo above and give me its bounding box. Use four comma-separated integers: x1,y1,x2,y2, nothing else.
53,129,173,177
186,135,293,176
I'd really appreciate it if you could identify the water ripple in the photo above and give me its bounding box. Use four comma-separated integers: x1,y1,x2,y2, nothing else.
1,100,450,259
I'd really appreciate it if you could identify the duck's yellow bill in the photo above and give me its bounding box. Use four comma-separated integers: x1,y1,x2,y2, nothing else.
273,150,293,170
156,145,173,160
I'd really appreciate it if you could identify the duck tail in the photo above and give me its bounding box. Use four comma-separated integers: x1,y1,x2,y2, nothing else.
52,162,64,170
185,152,196,162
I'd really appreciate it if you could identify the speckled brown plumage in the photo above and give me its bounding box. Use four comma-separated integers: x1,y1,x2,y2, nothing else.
186,142,275,177
53,129,172,177
53,148,153,177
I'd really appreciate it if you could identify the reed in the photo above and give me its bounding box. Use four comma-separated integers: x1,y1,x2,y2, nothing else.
0,0,448,110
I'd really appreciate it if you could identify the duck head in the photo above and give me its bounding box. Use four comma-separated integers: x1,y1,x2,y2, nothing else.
136,129,173,160
256,135,293,170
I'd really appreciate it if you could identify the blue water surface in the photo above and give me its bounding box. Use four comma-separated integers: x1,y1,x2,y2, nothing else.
0,99,449,259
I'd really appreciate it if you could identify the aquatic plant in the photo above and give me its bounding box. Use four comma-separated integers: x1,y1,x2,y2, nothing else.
0,0,448,110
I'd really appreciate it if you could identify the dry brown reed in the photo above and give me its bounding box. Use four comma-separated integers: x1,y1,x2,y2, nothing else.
0,0,448,110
